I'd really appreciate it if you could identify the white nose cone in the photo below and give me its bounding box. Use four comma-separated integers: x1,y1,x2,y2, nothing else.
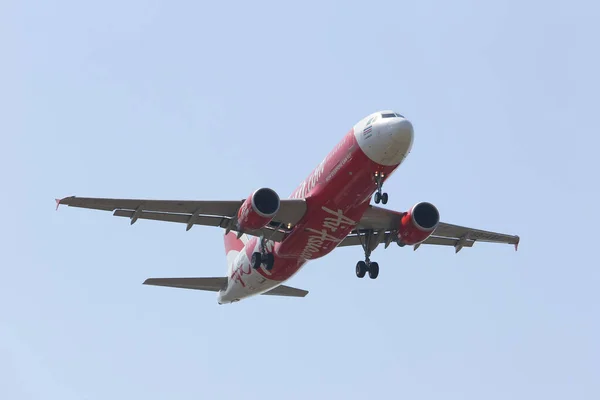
355,114,414,166
388,118,414,145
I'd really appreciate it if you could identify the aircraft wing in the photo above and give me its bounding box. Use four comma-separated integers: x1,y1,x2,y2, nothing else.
338,205,520,253
55,196,307,242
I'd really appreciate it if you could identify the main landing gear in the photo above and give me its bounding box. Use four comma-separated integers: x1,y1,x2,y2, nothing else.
355,230,382,279
355,260,379,279
373,171,388,205
251,235,274,271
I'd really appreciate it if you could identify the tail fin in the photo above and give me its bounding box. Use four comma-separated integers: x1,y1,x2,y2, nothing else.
224,231,246,255
224,232,248,274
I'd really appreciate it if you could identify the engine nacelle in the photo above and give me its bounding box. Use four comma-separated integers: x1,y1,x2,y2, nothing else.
237,188,280,231
397,202,440,245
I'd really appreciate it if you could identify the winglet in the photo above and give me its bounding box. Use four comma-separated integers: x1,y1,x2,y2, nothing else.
55,198,62,211
514,236,520,251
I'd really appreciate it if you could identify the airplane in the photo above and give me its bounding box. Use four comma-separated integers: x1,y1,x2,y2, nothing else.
56,110,520,304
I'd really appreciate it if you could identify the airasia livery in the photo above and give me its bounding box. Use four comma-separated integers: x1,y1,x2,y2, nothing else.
56,110,520,304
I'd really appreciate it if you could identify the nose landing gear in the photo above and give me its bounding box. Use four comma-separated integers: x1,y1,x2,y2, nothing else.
373,172,388,204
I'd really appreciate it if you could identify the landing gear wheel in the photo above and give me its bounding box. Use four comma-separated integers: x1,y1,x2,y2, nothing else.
263,253,275,271
356,261,367,278
251,252,262,269
368,262,379,279
373,171,387,205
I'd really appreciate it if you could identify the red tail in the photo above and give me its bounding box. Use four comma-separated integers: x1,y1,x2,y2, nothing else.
224,232,245,256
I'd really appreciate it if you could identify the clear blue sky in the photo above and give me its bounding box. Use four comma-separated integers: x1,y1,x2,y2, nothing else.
2,0,599,399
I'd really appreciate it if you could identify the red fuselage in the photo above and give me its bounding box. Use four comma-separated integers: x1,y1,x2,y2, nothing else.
221,111,414,303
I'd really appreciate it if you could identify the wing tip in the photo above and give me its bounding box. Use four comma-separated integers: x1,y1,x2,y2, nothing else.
55,196,75,210
55,197,65,211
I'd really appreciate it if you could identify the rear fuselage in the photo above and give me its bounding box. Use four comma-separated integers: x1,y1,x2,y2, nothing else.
218,111,414,304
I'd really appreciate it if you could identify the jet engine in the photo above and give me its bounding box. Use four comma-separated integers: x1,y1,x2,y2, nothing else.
396,202,440,245
236,188,280,231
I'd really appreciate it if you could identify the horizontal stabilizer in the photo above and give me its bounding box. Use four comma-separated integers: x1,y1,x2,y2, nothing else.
143,277,308,298
262,284,309,297
143,277,227,292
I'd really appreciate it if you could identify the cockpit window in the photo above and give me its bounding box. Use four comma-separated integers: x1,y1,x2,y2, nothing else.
366,114,380,126
381,112,405,118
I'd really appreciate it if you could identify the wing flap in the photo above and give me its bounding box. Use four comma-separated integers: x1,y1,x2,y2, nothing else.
113,209,227,227
422,235,475,247
433,222,519,245
56,196,306,242
337,231,476,248
341,205,519,252
337,231,386,248
59,196,242,216
112,210,286,241
58,196,306,225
